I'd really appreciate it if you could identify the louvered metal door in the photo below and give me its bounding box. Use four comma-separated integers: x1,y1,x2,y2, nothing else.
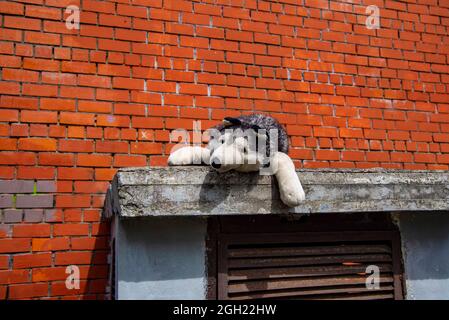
217,231,403,300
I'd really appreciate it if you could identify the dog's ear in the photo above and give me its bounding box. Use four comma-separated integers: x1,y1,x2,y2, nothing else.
223,117,241,127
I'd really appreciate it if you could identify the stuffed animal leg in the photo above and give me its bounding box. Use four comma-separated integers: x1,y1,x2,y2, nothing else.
168,146,210,166
270,152,305,207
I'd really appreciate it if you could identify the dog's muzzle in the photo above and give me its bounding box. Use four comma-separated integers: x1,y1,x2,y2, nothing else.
211,158,221,169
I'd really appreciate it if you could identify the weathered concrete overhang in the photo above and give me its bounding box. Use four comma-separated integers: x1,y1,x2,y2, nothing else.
103,167,449,218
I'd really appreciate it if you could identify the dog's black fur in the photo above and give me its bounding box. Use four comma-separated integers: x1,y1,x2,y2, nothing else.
212,114,289,156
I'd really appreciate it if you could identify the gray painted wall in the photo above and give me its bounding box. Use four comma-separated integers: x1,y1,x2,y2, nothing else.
114,212,449,300
116,217,207,300
397,212,449,300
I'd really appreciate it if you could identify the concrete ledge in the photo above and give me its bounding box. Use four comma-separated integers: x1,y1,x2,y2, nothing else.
103,167,449,218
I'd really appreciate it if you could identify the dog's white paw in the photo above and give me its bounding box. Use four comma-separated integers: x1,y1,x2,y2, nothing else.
168,147,194,166
280,185,306,207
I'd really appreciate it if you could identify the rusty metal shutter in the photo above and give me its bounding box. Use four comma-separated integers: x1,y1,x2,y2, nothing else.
217,231,403,300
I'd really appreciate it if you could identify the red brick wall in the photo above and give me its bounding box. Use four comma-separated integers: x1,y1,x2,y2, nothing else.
0,0,448,299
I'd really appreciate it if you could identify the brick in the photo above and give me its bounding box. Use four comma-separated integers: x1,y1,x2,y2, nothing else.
117,3,147,17
41,98,76,111
60,86,95,100
316,150,340,161
5,16,40,31
67,126,85,138
115,103,146,116
414,153,436,163
0,223,12,238
197,26,224,39
32,266,68,282
78,101,111,113
391,152,413,163
289,149,313,160
0,195,13,208
26,5,61,20
66,126,85,139
13,253,52,269
59,140,94,153
55,251,93,265
339,128,363,139
0,152,36,165
17,167,55,180
0,53,21,67
349,119,371,129
95,169,117,181
113,154,147,167
60,112,95,126
0,138,17,151
0,1,24,15
0,82,20,95
58,168,93,180
96,141,128,153
62,61,96,74
9,283,48,299
55,195,91,208
15,195,54,208
24,209,44,223
211,86,238,97
366,152,390,162
24,31,60,46
74,181,109,194
0,96,38,110
71,237,108,250
0,269,29,284
91,223,109,236
342,151,365,161
0,168,14,180
0,255,8,269
3,210,23,223
36,181,56,193
20,110,58,123
437,155,449,164
53,223,89,236
255,55,281,67
0,180,34,194
11,124,28,137
39,153,74,166
29,124,48,137
13,224,50,238
51,280,88,297
179,83,208,95
97,115,130,127
131,142,162,155
3,68,39,82
83,209,101,222
314,127,338,138
32,237,69,252
18,138,56,151
433,133,449,143
0,239,30,253
77,154,112,168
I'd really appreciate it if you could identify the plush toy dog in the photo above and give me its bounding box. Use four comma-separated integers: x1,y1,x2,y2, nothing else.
168,114,305,207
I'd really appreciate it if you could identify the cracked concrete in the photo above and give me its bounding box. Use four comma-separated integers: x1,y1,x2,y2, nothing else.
103,167,449,218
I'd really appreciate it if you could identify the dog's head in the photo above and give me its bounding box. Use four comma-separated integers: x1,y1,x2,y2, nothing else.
207,117,272,173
